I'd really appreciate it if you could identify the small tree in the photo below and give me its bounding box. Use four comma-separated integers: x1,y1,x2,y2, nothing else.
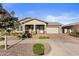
0,4,18,50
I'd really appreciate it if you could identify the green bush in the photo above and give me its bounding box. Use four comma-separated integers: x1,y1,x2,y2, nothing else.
69,31,79,37
26,32,32,38
0,37,5,41
23,33,32,38
18,32,32,40
33,43,44,55
21,33,27,40
0,45,9,49
39,36,49,39
6,29,11,35
11,32,23,36
14,32,22,36
0,45,5,49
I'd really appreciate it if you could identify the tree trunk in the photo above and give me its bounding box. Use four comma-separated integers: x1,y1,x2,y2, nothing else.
5,30,7,50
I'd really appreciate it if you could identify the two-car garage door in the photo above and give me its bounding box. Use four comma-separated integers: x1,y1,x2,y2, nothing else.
47,28,59,33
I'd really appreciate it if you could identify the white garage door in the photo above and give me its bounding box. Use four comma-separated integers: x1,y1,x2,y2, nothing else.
47,28,59,33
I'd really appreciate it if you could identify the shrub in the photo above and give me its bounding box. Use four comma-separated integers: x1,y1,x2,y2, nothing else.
11,32,23,36
21,33,27,40
0,45,5,49
69,31,79,37
0,37,5,41
7,29,11,35
22,33,32,38
19,32,32,40
26,33,32,38
17,34,22,38
39,36,49,39
33,43,44,55
0,45,9,49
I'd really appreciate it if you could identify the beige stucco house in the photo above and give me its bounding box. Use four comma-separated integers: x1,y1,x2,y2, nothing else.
16,18,62,34
62,22,79,33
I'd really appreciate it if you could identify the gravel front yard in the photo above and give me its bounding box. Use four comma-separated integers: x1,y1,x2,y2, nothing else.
0,43,50,56
0,34,79,56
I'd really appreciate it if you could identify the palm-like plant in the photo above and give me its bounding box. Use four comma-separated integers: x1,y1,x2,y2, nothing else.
0,4,18,50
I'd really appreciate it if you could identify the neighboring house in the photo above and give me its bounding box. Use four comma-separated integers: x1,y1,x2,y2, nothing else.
16,18,62,34
62,22,79,33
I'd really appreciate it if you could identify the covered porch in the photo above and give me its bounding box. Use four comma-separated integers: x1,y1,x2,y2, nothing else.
24,24,46,34
62,26,72,33
17,19,47,34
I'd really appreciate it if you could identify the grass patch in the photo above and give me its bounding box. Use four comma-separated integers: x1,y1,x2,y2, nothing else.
39,36,49,39
33,43,44,55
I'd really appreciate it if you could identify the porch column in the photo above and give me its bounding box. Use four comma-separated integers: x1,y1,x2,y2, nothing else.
70,29,72,33
59,26,62,33
44,24,46,33
33,24,36,31
22,24,25,32
65,29,67,33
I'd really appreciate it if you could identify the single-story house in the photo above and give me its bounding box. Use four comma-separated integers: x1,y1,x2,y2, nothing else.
62,22,79,33
0,5,79,34
15,18,62,34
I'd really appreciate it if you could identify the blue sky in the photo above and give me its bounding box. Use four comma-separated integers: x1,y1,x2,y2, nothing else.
3,3,79,24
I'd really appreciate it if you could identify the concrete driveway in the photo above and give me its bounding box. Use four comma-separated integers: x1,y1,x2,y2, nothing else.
47,34,79,56
47,39,79,56
46,34,79,45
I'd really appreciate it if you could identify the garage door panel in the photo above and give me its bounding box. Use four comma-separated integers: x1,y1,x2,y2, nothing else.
47,28,59,33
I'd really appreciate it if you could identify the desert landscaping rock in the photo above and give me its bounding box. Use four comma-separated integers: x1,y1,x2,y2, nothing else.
0,43,50,56
0,34,79,56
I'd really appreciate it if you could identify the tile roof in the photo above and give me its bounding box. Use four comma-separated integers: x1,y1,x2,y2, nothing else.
47,22,62,26
19,17,48,24
19,17,62,26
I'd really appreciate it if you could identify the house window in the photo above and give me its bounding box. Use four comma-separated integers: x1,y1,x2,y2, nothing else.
16,26,23,31
17,26,19,31
20,26,23,31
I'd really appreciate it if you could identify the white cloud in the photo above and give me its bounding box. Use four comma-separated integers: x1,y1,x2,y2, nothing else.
44,15,57,22
44,14,79,22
